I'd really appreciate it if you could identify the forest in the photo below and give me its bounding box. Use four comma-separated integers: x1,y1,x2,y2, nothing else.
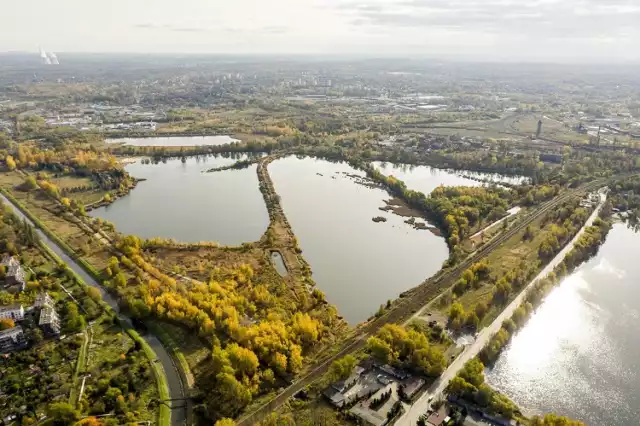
101,234,344,421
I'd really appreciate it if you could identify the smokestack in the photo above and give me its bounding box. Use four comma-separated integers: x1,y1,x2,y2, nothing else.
536,119,543,138
47,52,59,65
39,48,51,65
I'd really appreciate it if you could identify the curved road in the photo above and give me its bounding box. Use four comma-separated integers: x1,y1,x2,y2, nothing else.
0,193,186,426
396,189,608,426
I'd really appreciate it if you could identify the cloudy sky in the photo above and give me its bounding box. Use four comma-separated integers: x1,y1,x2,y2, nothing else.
3,0,640,62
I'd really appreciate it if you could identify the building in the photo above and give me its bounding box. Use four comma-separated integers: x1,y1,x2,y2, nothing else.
0,326,27,353
426,405,450,426
32,292,55,310
38,306,61,336
324,360,425,426
0,304,24,321
1,255,26,291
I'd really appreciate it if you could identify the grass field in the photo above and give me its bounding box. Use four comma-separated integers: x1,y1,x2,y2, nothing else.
0,171,112,270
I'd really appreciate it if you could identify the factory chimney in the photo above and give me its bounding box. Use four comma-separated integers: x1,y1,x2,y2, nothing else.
536,119,543,138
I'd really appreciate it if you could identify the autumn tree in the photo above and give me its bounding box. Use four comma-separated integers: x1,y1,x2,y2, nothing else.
0,318,15,330
367,336,393,364
214,419,237,426
5,155,16,170
227,343,259,376
74,417,104,426
86,286,102,303
47,402,80,425
329,354,358,381
206,373,252,420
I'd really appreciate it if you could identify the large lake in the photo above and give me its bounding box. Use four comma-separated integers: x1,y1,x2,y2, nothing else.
89,155,268,245
106,135,239,147
486,223,640,425
373,162,528,196
269,156,450,324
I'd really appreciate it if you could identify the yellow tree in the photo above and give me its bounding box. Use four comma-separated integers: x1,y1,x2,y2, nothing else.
0,318,15,330
214,419,237,426
5,155,16,170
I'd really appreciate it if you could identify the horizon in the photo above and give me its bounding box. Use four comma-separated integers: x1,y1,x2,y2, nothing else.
4,0,640,63
2,50,640,67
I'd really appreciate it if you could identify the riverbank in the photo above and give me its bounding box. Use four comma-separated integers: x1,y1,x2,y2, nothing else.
486,222,640,425
395,189,608,426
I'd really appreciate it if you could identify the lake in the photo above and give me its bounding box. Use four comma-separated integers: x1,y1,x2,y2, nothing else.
485,223,640,425
373,162,528,195
269,156,449,324
89,155,268,245
106,135,240,147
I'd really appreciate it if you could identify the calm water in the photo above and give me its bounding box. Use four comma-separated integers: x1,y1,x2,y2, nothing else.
373,162,528,196
271,252,288,277
90,155,268,245
269,156,449,324
106,135,239,147
486,223,640,425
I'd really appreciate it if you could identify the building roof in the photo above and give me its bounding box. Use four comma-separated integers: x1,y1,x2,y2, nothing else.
0,304,23,313
2,255,25,283
427,406,448,426
33,292,54,309
402,376,426,398
378,364,409,380
0,326,23,340
1,255,18,268
39,306,59,326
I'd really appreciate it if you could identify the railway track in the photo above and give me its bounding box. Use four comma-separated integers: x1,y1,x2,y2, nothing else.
237,178,609,425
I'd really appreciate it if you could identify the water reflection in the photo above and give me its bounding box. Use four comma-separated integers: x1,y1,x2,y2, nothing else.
373,162,529,195
269,156,449,324
271,252,288,276
90,156,268,245
486,224,640,425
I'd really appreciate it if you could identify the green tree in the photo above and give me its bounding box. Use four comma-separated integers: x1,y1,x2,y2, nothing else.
206,373,252,420
63,302,85,332
366,336,394,364
86,286,102,302
449,302,464,320
47,402,80,425
329,354,358,381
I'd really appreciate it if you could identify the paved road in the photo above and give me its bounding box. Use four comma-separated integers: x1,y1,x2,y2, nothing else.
396,189,608,426
0,193,186,426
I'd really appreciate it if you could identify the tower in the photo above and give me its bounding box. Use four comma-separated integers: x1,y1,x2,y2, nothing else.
536,119,543,138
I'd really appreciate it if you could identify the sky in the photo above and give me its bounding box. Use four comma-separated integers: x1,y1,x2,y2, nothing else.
3,0,640,62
